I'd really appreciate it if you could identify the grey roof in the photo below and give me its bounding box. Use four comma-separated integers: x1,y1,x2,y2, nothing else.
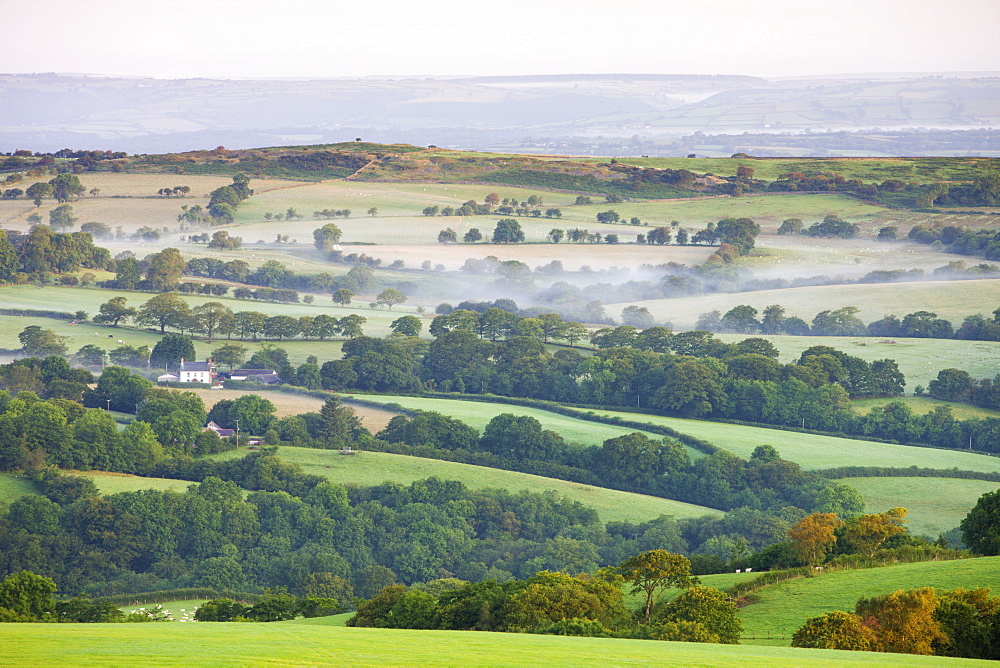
232,369,276,376
180,360,213,372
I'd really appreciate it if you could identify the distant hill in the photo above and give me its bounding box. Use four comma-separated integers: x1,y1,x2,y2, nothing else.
1,72,998,156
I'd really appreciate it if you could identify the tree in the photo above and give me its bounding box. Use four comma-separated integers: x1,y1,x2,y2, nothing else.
146,248,186,291
621,306,655,329
228,394,276,435
856,587,945,655
18,325,67,356
646,226,672,245
788,513,843,566
332,289,353,306
48,204,77,231
960,489,1000,555
313,223,343,252
207,230,242,250
463,228,482,243
492,218,524,243
94,296,136,327
74,344,107,366
547,228,564,243
656,586,741,644
618,550,696,623
376,288,407,310
192,302,234,342
115,257,142,290
49,173,85,202
777,218,803,235
928,369,975,402
316,397,365,447
437,228,457,244
25,182,53,206
136,292,190,333
150,333,196,371
844,507,908,557
0,571,56,619
390,315,422,337
211,344,248,371
792,611,877,650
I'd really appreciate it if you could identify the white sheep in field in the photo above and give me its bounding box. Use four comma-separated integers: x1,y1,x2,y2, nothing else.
118,339,124,344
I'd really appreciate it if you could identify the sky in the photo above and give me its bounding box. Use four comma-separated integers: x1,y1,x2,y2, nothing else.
2,0,999,79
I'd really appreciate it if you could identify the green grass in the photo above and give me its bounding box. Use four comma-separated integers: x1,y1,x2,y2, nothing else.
616,278,1000,334
739,556,1000,644
340,394,704,458
572,406,1000,473
73,471,199,495
343,395,1000,474
837,477,999,538
212,446,721,524
1,622,988,666
0,472,39,502
713,333,1000,392
851,397,1000,421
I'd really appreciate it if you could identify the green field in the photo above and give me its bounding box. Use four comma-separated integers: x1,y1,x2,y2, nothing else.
851,397,1000,421
340,394,704,457
838,477,998,538
713,333,1000,392
739,556,1000,644
0,284,416,367
576,406,1000,473
613,278,1000,334
74,470,199,496
2,622,989,666
213,446,719,524
347,395,1000,474
0,472,39,502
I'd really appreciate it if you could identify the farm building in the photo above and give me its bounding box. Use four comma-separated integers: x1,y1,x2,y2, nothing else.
205,421,235,438
230,368,281,384
179,358,216,385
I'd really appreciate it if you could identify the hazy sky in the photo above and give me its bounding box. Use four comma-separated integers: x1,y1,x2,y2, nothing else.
4,0,999,79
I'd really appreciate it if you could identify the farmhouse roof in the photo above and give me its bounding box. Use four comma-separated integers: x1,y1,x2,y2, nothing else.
180,358,214,372
232,369,276,376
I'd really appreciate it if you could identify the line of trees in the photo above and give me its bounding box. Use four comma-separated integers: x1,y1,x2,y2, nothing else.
697,302,1000,343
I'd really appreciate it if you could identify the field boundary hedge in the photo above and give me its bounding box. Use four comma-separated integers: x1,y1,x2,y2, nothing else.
817,465,1000,482
91,588,262,606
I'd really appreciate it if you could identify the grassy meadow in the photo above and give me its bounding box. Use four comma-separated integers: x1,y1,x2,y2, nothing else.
617,278,1000,337
851,396,1000,420
576,406,1000,472
713,333,1000,391
837,477,998,538
212,445,720,524
739,556,1000,644
5,622,983,667
340,394,704,457
347,394,1000,473
0,472,39,502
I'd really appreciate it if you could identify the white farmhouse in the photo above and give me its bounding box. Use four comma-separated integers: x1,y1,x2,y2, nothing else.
179,358,216,385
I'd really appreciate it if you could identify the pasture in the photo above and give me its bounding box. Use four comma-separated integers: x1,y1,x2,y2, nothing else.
339,394,704,457
4,623,980,667
851,396,1000,421
214,445,720,524
341,395,1000,473
739,556,1000,644
571,406,1000,473
0,472,38,502
72,470,201,495
837,477,998,538
714,333,1000,391
616,278,1000,333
